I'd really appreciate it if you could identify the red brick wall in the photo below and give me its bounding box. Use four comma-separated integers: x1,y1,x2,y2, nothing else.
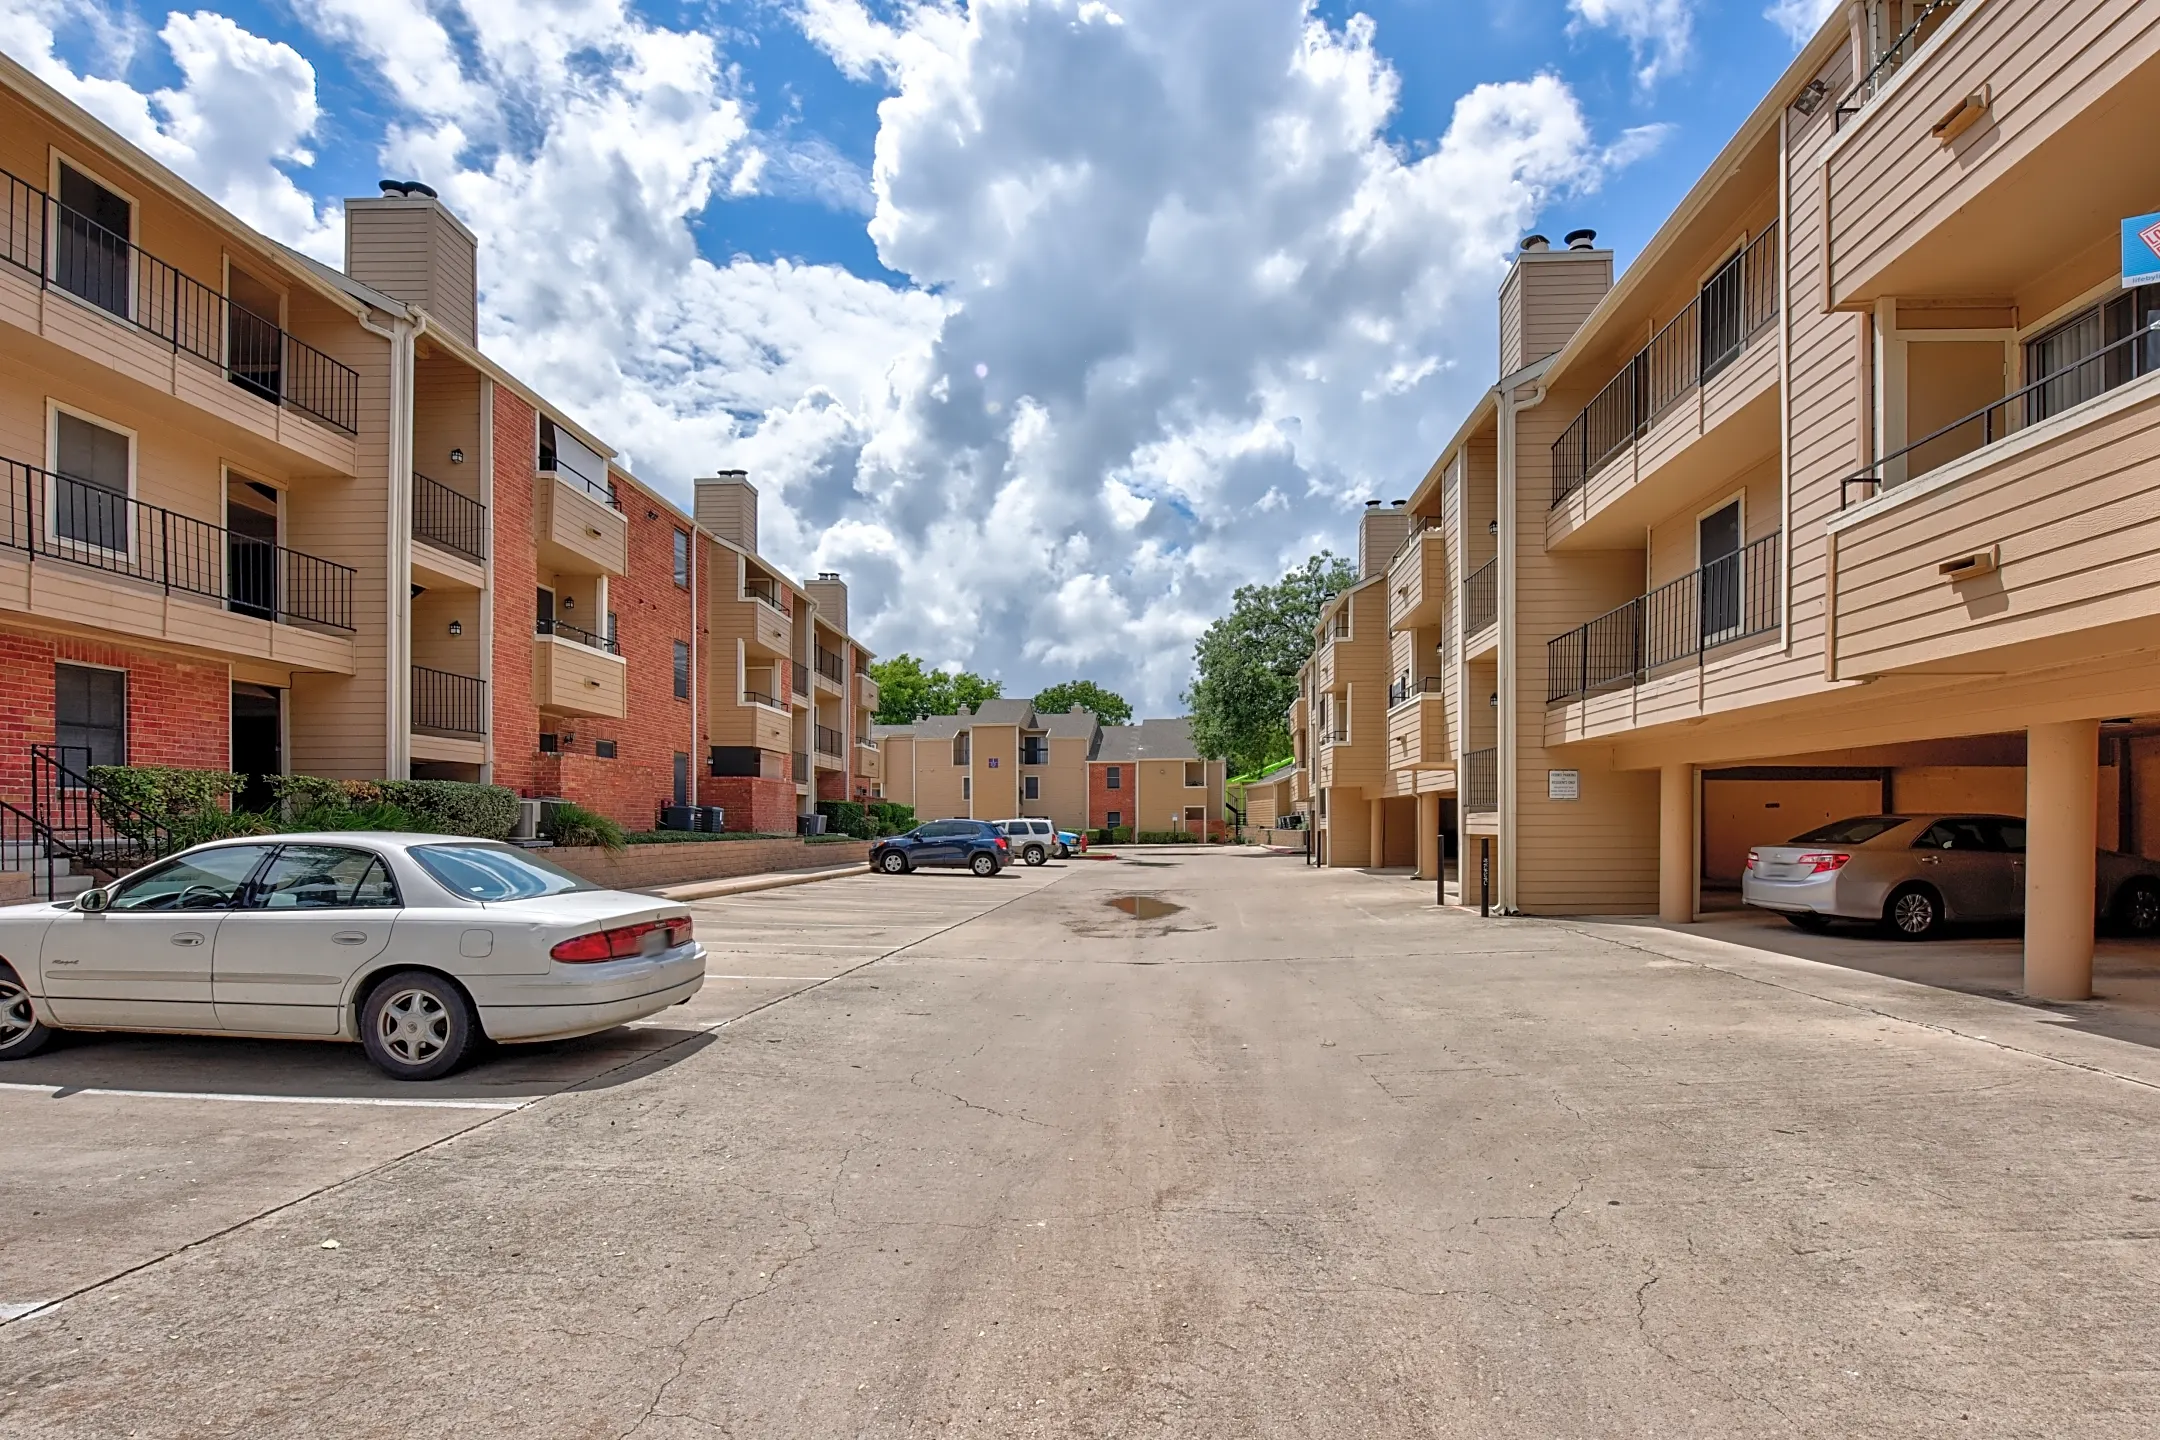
0,627,228,801
702,775,797,833
1088,763,1127,830
489,386,540,796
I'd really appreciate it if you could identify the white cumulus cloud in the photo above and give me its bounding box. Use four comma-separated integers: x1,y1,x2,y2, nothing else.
1569,0,1693,89
1765,0,1844,45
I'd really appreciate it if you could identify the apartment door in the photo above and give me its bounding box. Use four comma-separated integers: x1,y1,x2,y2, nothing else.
227,476,280,619
55,162,131,319
231,683,283,814
1697,500,1742,646
536,585,555,636
226,265,284,402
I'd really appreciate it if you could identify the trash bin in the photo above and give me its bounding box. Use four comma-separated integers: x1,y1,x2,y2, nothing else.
700,805,726,833
796,813,828,836
660,805,699,831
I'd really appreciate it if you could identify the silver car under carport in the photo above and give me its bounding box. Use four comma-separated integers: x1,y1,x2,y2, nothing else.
1741,813,2160,940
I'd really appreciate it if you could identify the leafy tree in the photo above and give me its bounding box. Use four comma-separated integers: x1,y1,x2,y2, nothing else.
1185,551,1359,774
870,653,1004,724
1031,680,1132,726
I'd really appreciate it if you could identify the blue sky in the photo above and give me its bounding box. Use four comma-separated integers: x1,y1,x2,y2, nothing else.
8,0,1836,710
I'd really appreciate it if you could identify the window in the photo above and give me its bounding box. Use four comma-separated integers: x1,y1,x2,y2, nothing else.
53,410,130,551
253,846,400,909
962,777,972,800
55,161,132,319
606,611,619,647
411,843,595,900
953,734,970,766
1183,806,1205,826
538,416,559,473
1024,776,1039,801
539,732,559,753
1184,761,1204,787
108,844,273,912
673,529,690,588
1106,766,1121,790
673,640,690,699
673,752,690,806
595,739,618,759
55,663,126,768
2026,284,2160,424
1022,736,1048,765
1106,810,1121,829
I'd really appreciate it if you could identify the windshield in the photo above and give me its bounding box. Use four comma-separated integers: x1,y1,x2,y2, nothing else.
411,843,596,901
1787,816,1908,846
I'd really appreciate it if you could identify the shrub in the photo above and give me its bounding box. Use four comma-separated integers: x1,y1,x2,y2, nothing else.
267,775,518,839
816,800,874,840
869,801,915,835
1097,826,1132,845
546,801,626,851
268,774,350,819
289,800,420,833
87,765,242,842
624,830,797,844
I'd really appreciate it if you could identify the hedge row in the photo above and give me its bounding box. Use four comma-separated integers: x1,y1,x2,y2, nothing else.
86,766,521,845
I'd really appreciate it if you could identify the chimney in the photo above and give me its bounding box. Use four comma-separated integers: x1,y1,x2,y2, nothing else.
344,182,479,347
807,572,849,633
694,471,757,551
1358,499,1412,579
1498,226,1611,375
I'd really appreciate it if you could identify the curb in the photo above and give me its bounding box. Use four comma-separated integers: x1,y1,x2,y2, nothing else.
655,863,866,902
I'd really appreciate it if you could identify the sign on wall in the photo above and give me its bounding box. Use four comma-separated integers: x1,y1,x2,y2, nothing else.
1547,769,1581,801
987,757,999,768
2124,212,2160,288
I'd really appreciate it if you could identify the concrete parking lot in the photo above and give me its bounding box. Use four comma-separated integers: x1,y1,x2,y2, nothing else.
6,848,2160,1436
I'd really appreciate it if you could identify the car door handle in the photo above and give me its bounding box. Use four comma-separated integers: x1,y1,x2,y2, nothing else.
171,932,206,947
331,931,369,945
1917,856,1940,865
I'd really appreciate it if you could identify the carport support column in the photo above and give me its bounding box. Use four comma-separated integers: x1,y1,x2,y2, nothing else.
1369,801,1385,874
2026,719,2098,1001
1659,763,1695,924
1416,791,1442,881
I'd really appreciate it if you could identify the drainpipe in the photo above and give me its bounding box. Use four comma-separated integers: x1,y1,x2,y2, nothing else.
1495,375,1545,914
354,307,425,780
476,378,495,785
1778,100,1794,651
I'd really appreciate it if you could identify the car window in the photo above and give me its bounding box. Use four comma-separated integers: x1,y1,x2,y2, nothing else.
1789,816,1906,845
1992,819,2027,854
920,821,963,838
107,844,274,912
411,843,595,900
254,846,400,909
1914,820,1994,852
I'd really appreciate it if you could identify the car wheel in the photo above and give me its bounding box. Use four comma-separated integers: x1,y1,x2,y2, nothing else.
0,963,56,1060
1883,884,1942,941
2115,878,2160,936
360,971,476,1081
1055,844,1069,859
1785,913,1831,933
970,852,999,877
1023,845,1046,867
879,849,910,875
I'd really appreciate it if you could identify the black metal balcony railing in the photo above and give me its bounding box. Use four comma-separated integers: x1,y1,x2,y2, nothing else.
1838,320,2160,508
1462,559,1498,637
793,750,810,783
743,689,780,709
1546,532,1781,703
745,577,783,609
1388,675,1445,708
538,450,621,511
815,724,844,757
1835,0,1964,129
413,471,486,562
856,736,879,750
1463,748,1498,814
1,169,360,433
412,666,486,736
791,659,809,696
1550,223,1780,508
1,457,354,629
815,648,844,683
536,616,620,653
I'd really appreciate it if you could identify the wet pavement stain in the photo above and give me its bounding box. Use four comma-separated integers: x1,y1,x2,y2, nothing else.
1106,895,1184,920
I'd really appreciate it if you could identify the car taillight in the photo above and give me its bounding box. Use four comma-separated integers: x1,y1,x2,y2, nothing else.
1745,850,1760,871
996,836,1008,849
552,919,664,963
1795,851,1850,874
665,918,694,949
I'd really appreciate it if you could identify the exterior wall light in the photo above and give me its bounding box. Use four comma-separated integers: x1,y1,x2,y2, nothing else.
449,448,465,464
448,620,462,636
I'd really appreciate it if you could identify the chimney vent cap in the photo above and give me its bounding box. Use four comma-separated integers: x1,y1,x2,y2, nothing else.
1364,499,1381,508
1519,233,1550,252
377,179,439,200
1564,227,1597,250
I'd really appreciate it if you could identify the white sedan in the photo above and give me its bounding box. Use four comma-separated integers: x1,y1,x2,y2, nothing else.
0,833,707,1081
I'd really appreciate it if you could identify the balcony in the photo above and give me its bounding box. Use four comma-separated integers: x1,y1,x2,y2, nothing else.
856,670,880,713
533,619,625,718
1548,225,1779,546
412,666,485,737
1386,520,1445,630
1546,532,1781,704
791,659,810,698
855,739,883,783
412,472,486,566
1832,0,1965,130
534,465,627,577
814,646,845,694
1386,678,1447,772
815,724,844,760
0,171,360,465
794,750,810,784
1461,558,1498,640
1462,748,1497,814
745,576,783,609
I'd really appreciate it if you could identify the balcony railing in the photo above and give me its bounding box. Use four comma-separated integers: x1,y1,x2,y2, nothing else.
537,616,620,653
1388,675,1444,708
1463,748,1498,814
1,457,354,629
743,689,780,709
1839,320,2160,508
1550,223,1779,508
412,666,486,736
1462,559,1498,637
791,659,809,696
1835,0,1964,129
745,577,783,609
413,471,486,562
856,736,879,750
793,750,810,783
1546,532,1781,703
1,169,360,433
538,451,620,510
815,724,844,757
815,648,844,683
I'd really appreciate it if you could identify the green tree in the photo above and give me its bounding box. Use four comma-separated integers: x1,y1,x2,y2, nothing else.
870,653,1004,724
1031,680,1132,727
1185,551,1358,774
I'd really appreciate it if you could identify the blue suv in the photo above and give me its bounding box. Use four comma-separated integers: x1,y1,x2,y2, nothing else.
870,819,1009,877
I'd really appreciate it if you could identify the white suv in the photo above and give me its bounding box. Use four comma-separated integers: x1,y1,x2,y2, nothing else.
996,818,1057,866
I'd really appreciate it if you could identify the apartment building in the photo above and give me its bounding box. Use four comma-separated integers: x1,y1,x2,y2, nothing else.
1361,0,2160,1001
1088,718,1228,838
0,53,876,846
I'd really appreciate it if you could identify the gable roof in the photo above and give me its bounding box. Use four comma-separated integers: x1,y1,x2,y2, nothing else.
1092,717,1201,764
1038,708,1100,740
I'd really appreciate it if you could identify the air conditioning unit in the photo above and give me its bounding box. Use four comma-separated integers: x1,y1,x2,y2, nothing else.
513,799,545,841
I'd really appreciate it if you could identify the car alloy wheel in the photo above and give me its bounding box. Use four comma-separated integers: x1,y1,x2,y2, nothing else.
880,850,909,875
1024,845,1046,866
2123,881,2160,936
971,853,998,877
361,970,475,1081
0,968,54,1059
1887,886,1940,941
378,988,451,1066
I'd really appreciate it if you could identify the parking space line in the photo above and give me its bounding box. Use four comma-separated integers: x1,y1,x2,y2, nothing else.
0,1081,528,1111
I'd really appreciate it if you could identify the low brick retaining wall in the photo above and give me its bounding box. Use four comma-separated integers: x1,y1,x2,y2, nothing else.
548,837,863,891
1255,827,1311,849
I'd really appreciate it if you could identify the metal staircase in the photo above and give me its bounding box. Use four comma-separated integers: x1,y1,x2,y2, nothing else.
0,746,179,902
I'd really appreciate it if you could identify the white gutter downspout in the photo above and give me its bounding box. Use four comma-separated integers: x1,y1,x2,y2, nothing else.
355,307,425,779
1778,101,1794,651
476,378,496,784
1496,375,1545,915
689,526,699,806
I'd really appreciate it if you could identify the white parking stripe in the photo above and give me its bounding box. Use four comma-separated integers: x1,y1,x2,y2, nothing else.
0,1081,526,1111
0,1302,52,1322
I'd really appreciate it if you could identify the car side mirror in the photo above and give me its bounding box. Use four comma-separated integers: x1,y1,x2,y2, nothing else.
75,887,110,913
